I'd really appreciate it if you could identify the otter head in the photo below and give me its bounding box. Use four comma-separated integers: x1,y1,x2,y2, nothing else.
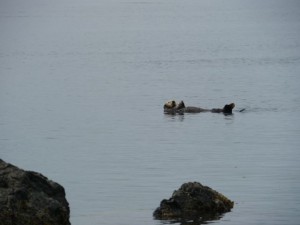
223,103,235,114
164,100,177,109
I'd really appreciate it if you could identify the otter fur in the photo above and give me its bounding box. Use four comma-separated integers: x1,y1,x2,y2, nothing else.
164,100,235,114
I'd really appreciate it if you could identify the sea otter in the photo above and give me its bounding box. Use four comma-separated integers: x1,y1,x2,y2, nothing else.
164,100,235,114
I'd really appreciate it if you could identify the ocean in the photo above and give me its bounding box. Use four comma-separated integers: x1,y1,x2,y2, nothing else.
1,0,300,224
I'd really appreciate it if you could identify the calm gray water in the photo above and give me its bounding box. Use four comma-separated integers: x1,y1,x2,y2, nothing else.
1,0,300,224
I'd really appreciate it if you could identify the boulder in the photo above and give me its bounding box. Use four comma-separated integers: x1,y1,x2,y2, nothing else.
153,182,234,221
0,159,70,225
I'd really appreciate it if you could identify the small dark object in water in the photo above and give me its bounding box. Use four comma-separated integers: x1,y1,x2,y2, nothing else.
164,100,235,115
153,182,234,222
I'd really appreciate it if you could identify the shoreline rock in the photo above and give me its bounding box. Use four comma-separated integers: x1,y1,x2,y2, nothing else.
0,159,70,225
153,182,234,222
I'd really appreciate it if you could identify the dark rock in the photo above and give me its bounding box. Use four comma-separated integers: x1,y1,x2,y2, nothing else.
0,159,70,225
153,182,234,222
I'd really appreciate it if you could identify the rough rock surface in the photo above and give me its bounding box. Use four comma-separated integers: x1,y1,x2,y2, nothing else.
153,182,234,221
0,159,70,225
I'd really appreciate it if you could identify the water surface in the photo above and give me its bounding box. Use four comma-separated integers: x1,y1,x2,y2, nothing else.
1,0,300,224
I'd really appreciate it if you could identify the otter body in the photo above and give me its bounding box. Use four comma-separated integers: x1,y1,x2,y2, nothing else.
164,100,235,114
185,106,211,113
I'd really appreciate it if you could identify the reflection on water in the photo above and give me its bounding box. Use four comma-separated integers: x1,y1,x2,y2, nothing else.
164,113,185,122
156,213,224,225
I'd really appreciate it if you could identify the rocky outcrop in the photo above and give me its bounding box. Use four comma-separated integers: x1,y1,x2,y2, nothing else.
153,182,234,221
0,159,70,225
